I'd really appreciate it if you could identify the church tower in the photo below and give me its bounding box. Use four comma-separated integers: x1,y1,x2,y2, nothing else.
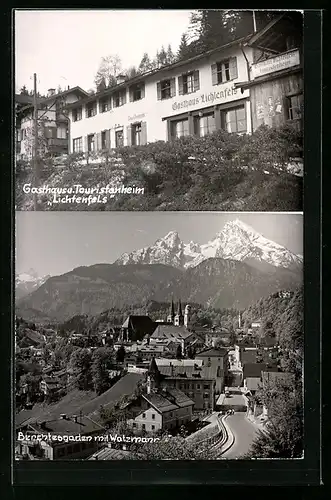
167,298,175,324
184,304,191,329
146,357,160,394
174,299,184,326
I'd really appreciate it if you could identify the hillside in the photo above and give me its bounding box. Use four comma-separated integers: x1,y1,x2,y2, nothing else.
16,259,302,323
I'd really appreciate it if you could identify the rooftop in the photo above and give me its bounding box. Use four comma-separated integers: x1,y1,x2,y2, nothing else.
142,387,194,414
243,363,278,379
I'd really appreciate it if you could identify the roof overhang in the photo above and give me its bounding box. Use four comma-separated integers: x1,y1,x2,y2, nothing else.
234,64,302,90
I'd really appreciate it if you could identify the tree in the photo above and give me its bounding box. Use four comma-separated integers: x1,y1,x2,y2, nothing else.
116,344,126,363
69,348,93,391
130,434,216,460
96,77,107,92
176,345,182,360
19,85,29,95
157,45,168,67
187,345,195,359
125,66,139,80
94,54,122,90
166,44,175,64
245,377,303,458
177,33,193,61
91,347,111,395
138,52,154,73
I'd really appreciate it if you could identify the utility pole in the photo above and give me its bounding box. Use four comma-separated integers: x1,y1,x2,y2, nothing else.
33,73,38,211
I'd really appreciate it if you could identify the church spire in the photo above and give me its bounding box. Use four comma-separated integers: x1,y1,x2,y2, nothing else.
167,297,175,323
174,299,184,326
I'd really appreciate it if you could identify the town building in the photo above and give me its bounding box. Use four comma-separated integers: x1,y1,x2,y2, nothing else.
127,359,194,433
16,86,88,160
64,13,302,156
242,363,278,395
64,37,254,153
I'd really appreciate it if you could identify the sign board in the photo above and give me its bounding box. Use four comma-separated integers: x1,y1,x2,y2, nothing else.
171,85,249,113
251,49,300,79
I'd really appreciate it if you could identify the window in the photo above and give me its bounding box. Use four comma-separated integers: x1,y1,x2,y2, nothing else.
129,83,145,102
194,112,216,137
151,425,155,430
171,119,189,140
57,127,66,139
225,106,247,133
211,58,238,85
287,94,303,121
115,130,124,148
72,107,82,122
113,90,126,107
73,137,83,153
87,134,95,152
196,384,201,390
152,414,155,420
142,413,146,419
86,102,97,118
132,123,142,146
157,78,176,100
132,422,137,428
142,424,146,430
204,384,210,390
179,71,200,95
99,97,110,113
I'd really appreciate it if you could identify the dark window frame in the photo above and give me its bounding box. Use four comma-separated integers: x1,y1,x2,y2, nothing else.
73,136,83,153
72,106,82,122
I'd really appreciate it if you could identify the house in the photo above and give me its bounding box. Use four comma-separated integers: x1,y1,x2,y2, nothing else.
39,376,62,397
235,12,303,133
195,347,229,391
65,35,255,154
16,414,104,460
16,86,88,160
157,364,217,410
242,363,278,394
150,324,204,354
127,358,194,433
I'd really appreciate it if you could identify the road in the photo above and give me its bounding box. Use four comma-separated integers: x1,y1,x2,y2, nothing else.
221,413,258,459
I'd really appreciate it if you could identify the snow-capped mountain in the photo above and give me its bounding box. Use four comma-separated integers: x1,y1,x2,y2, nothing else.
16,268,51,299
115,219,302,271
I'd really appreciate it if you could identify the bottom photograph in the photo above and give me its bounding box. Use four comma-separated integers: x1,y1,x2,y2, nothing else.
15,211,303,461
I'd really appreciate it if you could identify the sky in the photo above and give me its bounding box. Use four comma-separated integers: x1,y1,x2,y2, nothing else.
14,9,193,95
16,212,303,277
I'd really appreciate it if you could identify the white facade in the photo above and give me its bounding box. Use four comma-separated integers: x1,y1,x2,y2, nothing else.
68,43,253,153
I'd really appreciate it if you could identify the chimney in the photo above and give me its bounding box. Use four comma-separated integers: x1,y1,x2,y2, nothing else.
60,413,67,419
47,88,56,97
116,74,126,85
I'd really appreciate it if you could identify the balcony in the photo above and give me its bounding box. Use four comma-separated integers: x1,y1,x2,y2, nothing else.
48,137,68,154
251,49,300,79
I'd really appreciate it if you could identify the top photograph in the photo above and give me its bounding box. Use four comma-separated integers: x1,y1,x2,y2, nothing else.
15,9,303,212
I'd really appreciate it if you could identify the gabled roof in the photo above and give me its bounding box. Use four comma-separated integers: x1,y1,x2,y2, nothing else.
261,371,295,387
64,34,253,109
151,325,193,340
142,387,194,414
196,347,228,358
243,363,278,379
158,365,217,380
16,86,88,114
122,315,156,335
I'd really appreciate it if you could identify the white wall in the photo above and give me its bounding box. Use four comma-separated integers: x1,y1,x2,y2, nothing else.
69,45,253,152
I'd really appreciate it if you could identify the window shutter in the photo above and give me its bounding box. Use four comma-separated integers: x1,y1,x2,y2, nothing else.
211,64,218,85
122,90,127,105
126,125,132,147
157,82,161,100
140,83,145,99
170,78,176,97
96,132,102,151
193,70,200,91
84,136,88,153
108,97,112,110
98,99,102,113
105,129,111,149
178,76,184,95
141,122,147,145
229,57,238,80
129,87,133,102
